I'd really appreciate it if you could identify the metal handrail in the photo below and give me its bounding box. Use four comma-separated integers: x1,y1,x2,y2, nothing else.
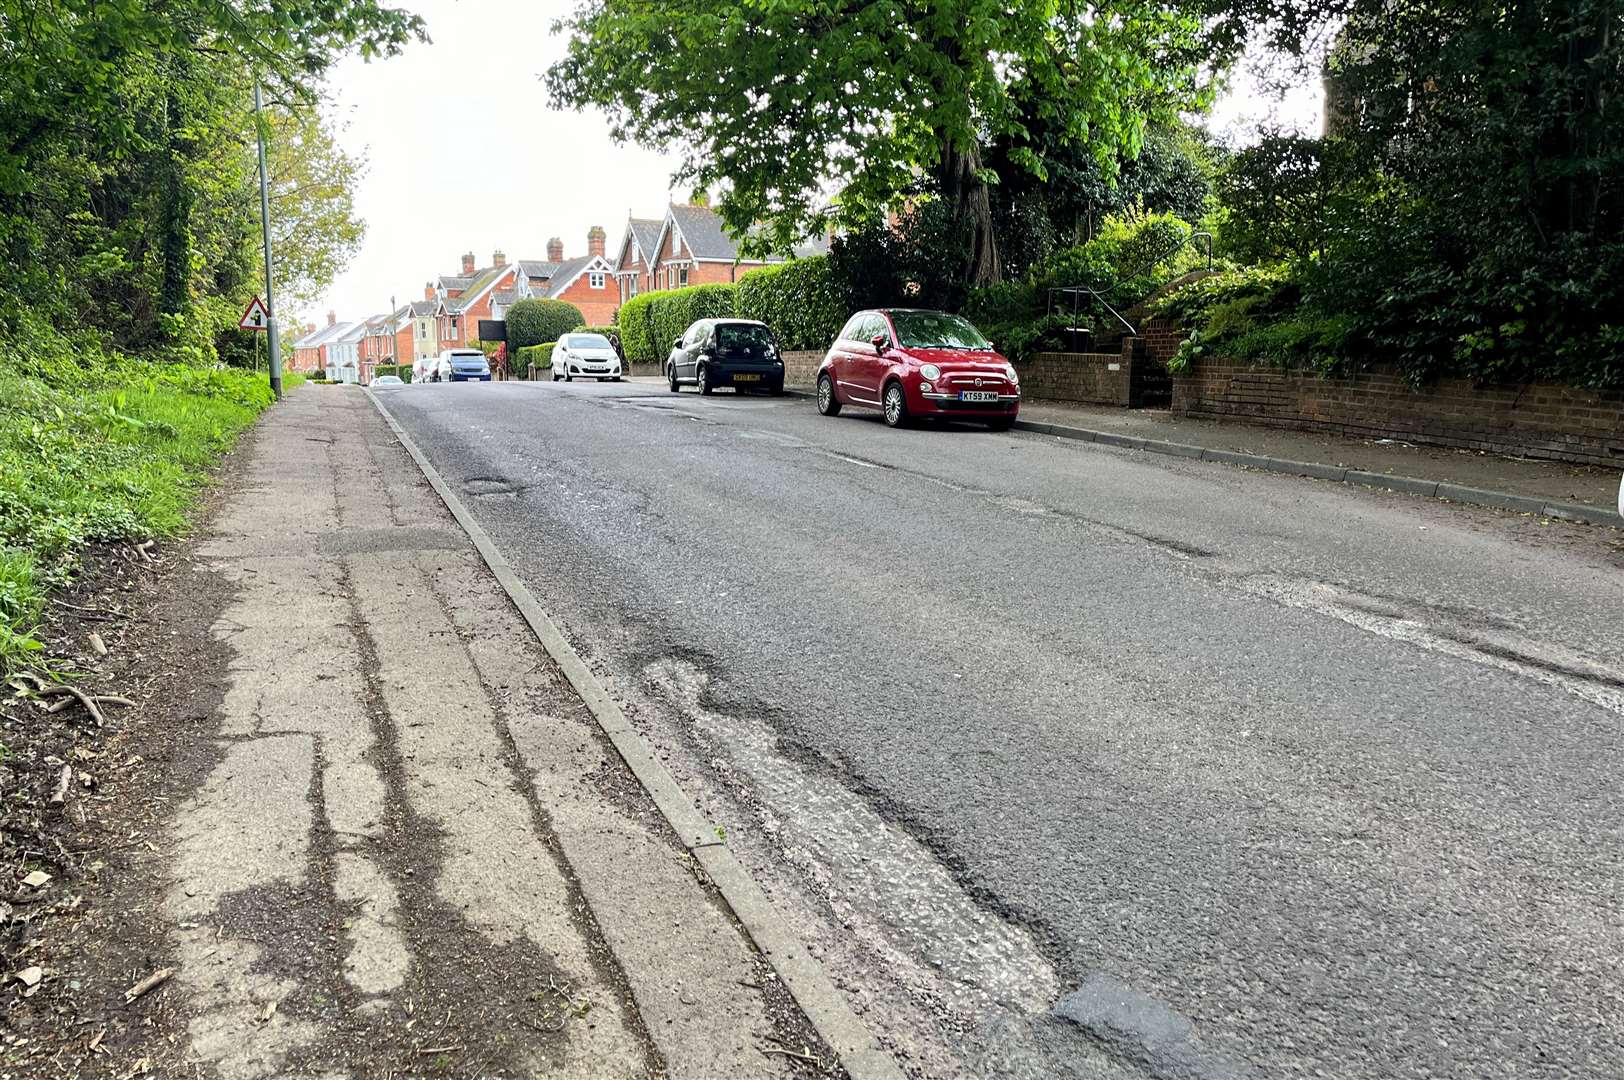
1043,228,1217,340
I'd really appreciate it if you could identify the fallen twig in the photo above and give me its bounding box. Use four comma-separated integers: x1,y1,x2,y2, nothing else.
40,685,106,726
414,1045,465,1056
51,598,128,621
49,764,71,807
124,967,173,1004
760,1046,821,1064
135,540,157,562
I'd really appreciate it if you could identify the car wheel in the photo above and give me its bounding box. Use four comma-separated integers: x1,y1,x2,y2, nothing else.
667,364,680,393
769,381,784,396
816,373,842,416
697,364,713,396
882,381,911,428
551,369,560,382
565,372,573,382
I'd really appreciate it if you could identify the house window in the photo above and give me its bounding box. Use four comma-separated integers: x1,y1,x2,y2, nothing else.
590,271,605,289
673,232,682,256
679,265,689,287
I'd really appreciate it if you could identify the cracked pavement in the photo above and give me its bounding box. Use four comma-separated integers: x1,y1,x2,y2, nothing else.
164,388,820,1078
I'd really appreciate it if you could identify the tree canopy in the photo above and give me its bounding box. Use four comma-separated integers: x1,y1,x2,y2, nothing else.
547,0,1245,287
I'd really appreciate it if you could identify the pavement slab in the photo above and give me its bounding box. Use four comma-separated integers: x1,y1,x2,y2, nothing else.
158,387,829,1078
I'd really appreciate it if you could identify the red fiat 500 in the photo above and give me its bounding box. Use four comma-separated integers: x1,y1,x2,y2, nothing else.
815,309,1020,429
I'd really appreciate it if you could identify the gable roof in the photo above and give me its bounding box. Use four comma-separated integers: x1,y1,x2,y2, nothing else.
335,321,368,345
292,321,351,349
493,287,527,307
441,263,518,314
408,299,436,317
614,217,663,272
653,203,827,266
544,254,614,298
517,259,559,280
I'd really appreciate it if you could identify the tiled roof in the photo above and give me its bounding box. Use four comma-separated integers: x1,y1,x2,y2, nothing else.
292,322,351,349
493,288,526,307
438,274,475,292
667,203,739,260
517,260,559,280
617,218,662,270
408,300,436,317
544,256,597,298
662,203,826,264
444,263,515,313
335,321,368,344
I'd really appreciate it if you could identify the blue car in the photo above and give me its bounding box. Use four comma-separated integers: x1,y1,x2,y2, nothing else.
440,348,491,382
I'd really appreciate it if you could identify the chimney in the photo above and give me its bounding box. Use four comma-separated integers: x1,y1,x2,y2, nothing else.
327,310,336,326
587,226,606,258
492,249,507,268
547,236,563,262
461,251,476,274
425,282,435,300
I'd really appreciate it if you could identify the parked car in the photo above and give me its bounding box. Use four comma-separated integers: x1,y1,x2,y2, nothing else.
439,348,491,382
413,355,435,382
371,374,404,387
666,319,785,395
816,309,1019,429
550,333,623,382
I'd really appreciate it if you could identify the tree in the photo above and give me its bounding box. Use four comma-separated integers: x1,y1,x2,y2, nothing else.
506,298,585,349
547,1,1241,287
266,105,368,310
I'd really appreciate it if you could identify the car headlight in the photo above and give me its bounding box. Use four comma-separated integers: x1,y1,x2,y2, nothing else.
1004,363,1019,385
920,363,941,381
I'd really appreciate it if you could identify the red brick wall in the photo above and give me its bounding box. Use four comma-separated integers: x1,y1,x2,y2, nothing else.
1020,352,1134,406
1173,359,1624,467
552,272,618,325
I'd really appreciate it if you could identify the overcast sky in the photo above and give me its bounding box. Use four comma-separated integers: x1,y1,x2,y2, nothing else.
310,0,1321,324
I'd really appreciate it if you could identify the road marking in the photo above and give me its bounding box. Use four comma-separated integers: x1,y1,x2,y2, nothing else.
367,388,907,1080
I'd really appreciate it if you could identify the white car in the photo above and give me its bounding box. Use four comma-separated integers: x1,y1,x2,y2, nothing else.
550,333,622,382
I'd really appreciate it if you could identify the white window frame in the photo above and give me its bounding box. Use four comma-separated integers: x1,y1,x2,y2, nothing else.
589,271,605,289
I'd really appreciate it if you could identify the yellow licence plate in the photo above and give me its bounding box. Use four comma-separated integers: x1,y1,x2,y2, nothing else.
734,373,761,382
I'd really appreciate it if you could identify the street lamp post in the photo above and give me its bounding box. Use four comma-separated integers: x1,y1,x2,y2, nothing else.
253,80,283,400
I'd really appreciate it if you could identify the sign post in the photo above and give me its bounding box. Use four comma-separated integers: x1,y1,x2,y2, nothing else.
253,81,283,400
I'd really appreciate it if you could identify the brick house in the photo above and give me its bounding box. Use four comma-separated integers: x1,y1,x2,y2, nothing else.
424,251,520,350
534,227,617,324
620,202,827,300
290,312,349,374
609,217,663,305
358,304,412,382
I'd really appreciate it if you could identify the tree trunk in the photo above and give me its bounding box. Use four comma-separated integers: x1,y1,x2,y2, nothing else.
940,141,1001,287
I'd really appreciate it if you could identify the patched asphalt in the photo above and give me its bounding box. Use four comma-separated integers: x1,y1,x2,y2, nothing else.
379,379,1624,1080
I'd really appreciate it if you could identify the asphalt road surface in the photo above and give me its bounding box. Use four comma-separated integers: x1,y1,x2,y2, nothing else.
378,379,1624,1080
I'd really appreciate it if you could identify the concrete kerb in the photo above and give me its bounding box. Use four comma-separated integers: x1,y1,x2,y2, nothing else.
1012,418,1621,527
364,389,906,1080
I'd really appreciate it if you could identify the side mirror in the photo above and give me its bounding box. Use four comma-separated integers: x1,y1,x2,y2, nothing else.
871,333,888,355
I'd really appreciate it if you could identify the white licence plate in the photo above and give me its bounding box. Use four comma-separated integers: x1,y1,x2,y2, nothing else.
959,390,998,402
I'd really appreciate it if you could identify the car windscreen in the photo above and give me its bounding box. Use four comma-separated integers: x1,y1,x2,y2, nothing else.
715,323,775,355
889,311,992,350
450,352,485,362
565,334,612,350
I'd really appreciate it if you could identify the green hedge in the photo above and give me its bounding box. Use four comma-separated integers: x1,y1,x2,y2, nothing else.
514,343,554,379
507,298,585,349
736,257,846,351
648,284,738,362
616,292,660,365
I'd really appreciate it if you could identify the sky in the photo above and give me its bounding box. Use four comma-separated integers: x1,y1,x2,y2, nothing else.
311,0,1322,325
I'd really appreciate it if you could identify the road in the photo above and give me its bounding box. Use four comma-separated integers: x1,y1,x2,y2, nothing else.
378,378,1624,1080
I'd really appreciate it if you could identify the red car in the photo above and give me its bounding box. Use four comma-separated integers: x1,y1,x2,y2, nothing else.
815,309,1020,429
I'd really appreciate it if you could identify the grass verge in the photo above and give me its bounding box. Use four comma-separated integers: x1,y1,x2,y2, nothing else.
0,358,297,675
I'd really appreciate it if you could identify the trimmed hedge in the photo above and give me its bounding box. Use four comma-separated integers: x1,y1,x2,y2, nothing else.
507,298,585,349
736,257,846,351
514,343,554,379
616,292,659,365
369,363,412,383
648,284,738,363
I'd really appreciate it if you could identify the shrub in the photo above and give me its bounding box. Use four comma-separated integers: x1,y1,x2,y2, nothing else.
616,291,660,364
648,284,737,359
513,343,553,379
737,257,847,351
507,298,585,349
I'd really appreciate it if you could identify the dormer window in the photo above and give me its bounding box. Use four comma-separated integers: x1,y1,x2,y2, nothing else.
589,272,605,289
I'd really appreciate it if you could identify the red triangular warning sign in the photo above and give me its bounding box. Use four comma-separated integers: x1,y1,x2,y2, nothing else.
239,297,270,331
